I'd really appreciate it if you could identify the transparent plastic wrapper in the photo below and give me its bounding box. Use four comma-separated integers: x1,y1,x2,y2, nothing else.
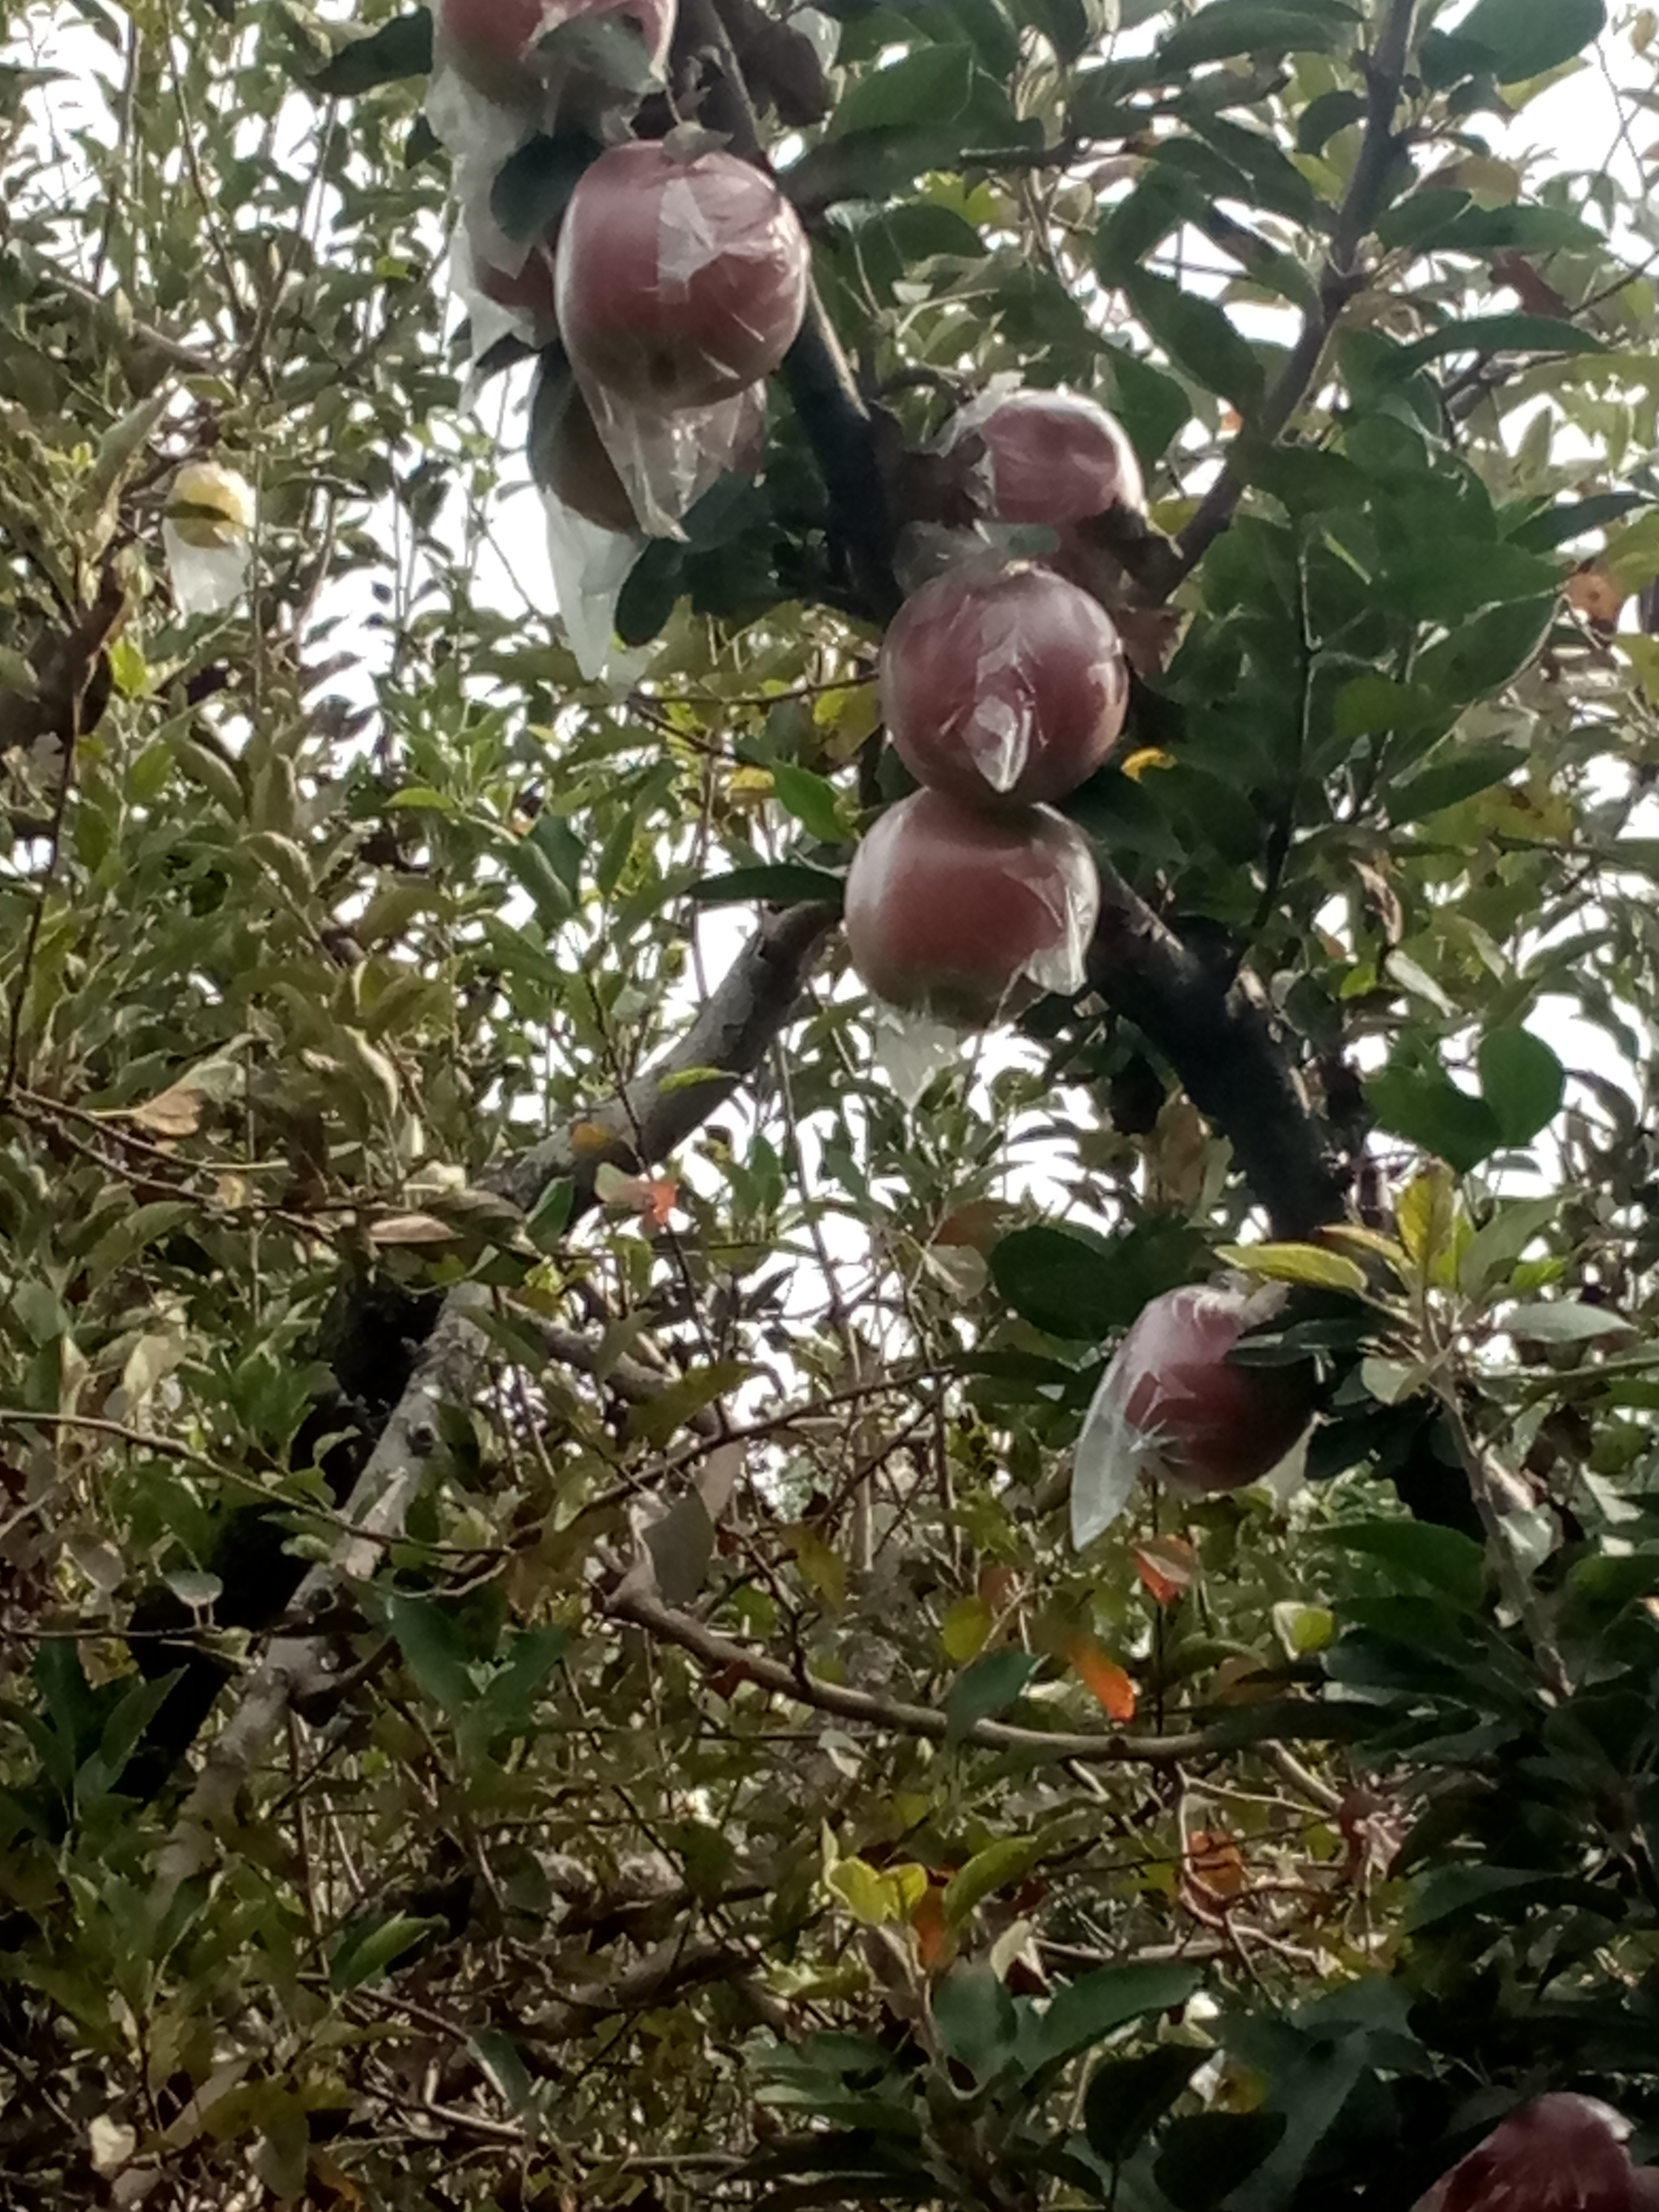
577,369,766,538
428,0,675,165
556,137,809,409
1411,2097,1657,2212
163,461,254,617
451,175,558,359
1070,1283,1314,1550
881,558,1128,808
844,787,1100,1044
542,496,642,686
939,384,1145,527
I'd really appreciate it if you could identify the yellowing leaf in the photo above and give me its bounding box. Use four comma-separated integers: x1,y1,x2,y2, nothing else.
1272,1601,1335,1656
825,1857,928,1926
941,1594,993,1664
1120,746,1175,781
369,1212,455,1246
1397,1164,1456,1268
1215,1242,1366,1295
787,1524,846,1609
910,1881,954,1970
570,1121,615,1154
1066,1634,1136,1723
1566,562,1624,626
1320,1224,1409,1274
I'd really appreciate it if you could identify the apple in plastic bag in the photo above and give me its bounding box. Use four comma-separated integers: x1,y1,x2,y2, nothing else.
842,787,1099,1029
881,559,1129,808
1071,1284,1313,1548
556,140,809,409
1412,2095,1659,2212
949,388,1145,527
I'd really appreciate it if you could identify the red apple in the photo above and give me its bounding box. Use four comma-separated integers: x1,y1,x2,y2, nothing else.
437,0,675,98
556,141,809,409
880,560,1128,808
949,389,1145,527
1092,1286,1313,1499
1413,2096,1653,2212
541,384,638,534
842,788,1099,1029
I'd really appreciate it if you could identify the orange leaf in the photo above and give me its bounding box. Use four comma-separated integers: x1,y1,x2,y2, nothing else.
1185,1828,1247,1900
1066,1634,1137,1723
1567,562,1624,628
911,1881,953,1971
1134,1535,1198,1607
977,1563,1021,1614
594,1162,679,1226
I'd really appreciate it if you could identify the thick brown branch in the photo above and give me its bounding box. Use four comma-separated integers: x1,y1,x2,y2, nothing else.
1088,865,1346,1239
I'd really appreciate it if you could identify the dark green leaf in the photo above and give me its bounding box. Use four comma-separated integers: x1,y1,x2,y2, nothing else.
1366,1064,1502,1175
1155,2113,1288,2209
305,7,432,96
1393,314,1604,373
1122,266,1266,411
1084,2046,1204,2167
491,131,602,245
1297,87,1364,152
1477,1028,1565,1148
990,1221,1206,1341
1157,3,1355,71
933,1959,1020,2080
1412,595,1557,705
330,1912,444,1991
827,41,974,136
687,864,846,907
384,1593,475,1717
616,539,684,647
1026,1963,1204,2078
770,762,849,846
1387,743,1523,823
1310,1520,1488,1610
945,1649,1039,1742
1405,1864,1620,1933
1435,0,1605,84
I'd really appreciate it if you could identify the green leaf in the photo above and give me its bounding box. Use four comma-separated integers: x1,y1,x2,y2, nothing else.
1503,1300,1633,1345
329,1912,444,1991
1084,2045,1204,2167
1412,596,1557,705
933,1959,1020,2081
991,1221,1205,1341
626,1361,756,1448
827,42,975,136
687,864,846,908
1311,1519,1487,1610
1155,2113,1288,2211
384,1593,475,1717
771,761,851,845
1477,1028,1564,1148
1366,1063,1501,1175
1027,1962,1204,2079
1393,314,1604,373
1387,743,1523,822
945,1649,1039,1743
1436,0,1605,84
943,1832,1050,1926
1157,3,1355,71
305,8,432,96
1404,1863,1616,1933
1122,266,1266,412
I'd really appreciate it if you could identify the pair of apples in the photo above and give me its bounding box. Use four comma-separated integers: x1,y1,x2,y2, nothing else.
439,0,809,537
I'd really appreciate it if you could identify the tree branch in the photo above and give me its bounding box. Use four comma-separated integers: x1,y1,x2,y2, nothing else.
1088,865,1347,1240
609,1584,1351,1768
1174,0,1417,579
141,903,834,1848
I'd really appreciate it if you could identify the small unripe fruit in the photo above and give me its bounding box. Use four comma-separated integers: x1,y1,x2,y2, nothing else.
556,141,809,409
843,788,1099,1029
881,561,1128,808
1413,2095,1651,2212
950,388,1145,527
1090,1286,1313,1500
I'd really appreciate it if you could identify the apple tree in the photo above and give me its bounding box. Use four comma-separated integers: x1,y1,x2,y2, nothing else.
3,0,1659,2205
